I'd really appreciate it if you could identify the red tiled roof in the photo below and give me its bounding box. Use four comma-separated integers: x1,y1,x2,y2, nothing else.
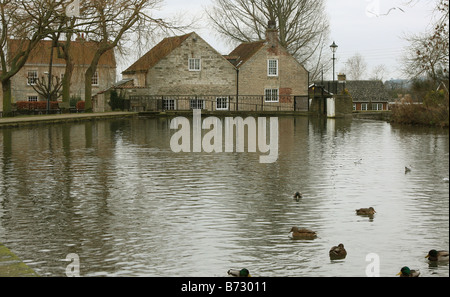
227,40,265,67
122,33,193,74
8,39,116,67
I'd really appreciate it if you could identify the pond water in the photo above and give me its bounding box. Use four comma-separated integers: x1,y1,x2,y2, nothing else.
0,116,448,277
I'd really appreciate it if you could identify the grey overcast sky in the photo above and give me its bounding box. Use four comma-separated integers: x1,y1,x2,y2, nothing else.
129,0,435,80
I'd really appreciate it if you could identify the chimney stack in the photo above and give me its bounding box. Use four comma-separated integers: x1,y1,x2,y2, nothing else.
266,20,279,49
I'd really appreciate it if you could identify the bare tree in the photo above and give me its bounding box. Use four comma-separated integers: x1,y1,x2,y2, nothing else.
345,53,368,80
78,0,175,112
30,74,63,101
54,16,77,109
402,0,449,84
371,64,388,81
1,0,64,116
206,0,331,81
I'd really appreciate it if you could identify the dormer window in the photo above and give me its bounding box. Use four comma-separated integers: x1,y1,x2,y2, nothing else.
188,58,201,71
268,59,278,77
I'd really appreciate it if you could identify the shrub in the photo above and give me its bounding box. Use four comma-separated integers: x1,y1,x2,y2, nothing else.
391,98,449,127
109,89,126,111
424,90,447,108
76,101,85,110
70,96,81,108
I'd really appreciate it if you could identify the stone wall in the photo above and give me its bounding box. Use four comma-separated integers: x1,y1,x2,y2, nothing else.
237,43,308,111
11,64,116,103
145,33,236,96
334,94,353,117
310,94,352,117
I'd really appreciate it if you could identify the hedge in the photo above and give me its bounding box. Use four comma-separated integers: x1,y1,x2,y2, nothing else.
15,101,60,110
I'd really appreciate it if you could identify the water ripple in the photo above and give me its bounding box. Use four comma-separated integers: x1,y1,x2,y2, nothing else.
0,118,448,277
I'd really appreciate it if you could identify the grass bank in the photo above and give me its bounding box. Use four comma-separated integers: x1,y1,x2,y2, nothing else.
0,243,38,277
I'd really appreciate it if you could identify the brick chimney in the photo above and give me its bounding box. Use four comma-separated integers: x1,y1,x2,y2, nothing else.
266,20,279,49
338,73,347,82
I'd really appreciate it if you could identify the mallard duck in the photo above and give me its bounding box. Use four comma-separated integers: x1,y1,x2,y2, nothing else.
426,250,449,262
329,243,347,260
397,266,420,277
289,227,317,240
354,158,362,165
227,268,251,277
356,207,376,216
405,166,412,173
293,192,302,201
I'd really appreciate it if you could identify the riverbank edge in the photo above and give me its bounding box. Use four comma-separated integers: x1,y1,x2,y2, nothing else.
0,243,39,277
0,110,394,129
0,111,137,128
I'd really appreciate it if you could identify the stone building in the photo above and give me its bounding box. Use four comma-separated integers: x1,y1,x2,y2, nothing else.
225,21,309,111
7,38,116,104
122,32,237,111
121,22,309,112
315,78,391,111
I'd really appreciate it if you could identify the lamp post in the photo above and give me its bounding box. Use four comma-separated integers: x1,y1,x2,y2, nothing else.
330,41,338,94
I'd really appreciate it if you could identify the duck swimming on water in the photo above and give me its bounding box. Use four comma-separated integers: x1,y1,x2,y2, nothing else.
426,250,449,262
356,207,376,216
329,244,347,260
228,269,251,277
289,227,317,240
397,266,420,277
405,166,412,173
293,192,302,201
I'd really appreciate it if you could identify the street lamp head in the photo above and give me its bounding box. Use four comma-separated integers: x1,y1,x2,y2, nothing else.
330,41,338,53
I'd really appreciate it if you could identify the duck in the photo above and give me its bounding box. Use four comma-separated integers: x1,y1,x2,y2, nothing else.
227,268,251,277
293,192,302,201
405,166,412,173
329,243,347,260
425,250,449,262
354,158,362,165
355,207,376,216
397,266,420,277
289,227,317,240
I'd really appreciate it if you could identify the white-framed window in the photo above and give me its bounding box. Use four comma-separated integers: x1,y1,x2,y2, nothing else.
216,97,229,110
361,103,368,111
188,58,201,71
353,104,356,111
163,98,176,110
27,70,38,85
27,95,38,102
268,59,278,77
265,88,279,102
92,71,99,86
372,103,383,111
190,98,205,109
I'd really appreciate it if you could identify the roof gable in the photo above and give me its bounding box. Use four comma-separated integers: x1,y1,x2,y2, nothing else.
226,41,265,67
122,33,193,74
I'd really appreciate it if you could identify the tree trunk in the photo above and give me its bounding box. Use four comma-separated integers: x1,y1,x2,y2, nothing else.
62,59,74,110
2,79,12,117
84,51,103,113
84,66,94,112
